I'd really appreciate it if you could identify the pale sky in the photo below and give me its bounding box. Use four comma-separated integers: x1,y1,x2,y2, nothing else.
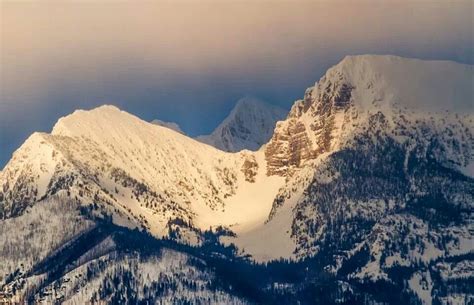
1,0,473,167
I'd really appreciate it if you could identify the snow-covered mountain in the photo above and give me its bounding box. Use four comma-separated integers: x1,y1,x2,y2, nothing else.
196,97,287,152
151,119,184,134
249,55,473,304
265,55,473,176
1,55,473,305
0,104,285,239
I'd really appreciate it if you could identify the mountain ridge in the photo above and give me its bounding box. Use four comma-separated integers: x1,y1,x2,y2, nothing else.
1,55,472,253
1,55,473,304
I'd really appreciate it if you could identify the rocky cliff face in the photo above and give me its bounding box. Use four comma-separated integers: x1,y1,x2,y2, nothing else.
265,70,358,176
265,56,473,179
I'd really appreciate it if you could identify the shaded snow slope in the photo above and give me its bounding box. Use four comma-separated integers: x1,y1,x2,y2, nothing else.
0,197,93,286
197,97,287,152
0,198,249,304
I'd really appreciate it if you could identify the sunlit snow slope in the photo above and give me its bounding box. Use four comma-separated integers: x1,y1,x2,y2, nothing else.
0,105,285,241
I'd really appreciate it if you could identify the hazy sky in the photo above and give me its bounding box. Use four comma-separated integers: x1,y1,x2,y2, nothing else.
1,0,473,168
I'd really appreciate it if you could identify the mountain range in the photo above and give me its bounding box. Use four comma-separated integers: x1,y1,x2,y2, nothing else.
0,55,472,305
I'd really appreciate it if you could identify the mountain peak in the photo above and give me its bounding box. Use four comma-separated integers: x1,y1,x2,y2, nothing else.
70,104,123,116
197,97,287,152
265,55,473,176
321,55,473,114
233,96,267,109
51,104,144,138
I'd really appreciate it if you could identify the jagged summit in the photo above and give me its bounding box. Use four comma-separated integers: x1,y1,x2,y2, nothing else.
197,97,287,152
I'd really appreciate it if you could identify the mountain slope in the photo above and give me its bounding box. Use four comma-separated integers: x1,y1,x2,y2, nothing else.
197,97,287,152
224,56,473,263
0,197,250,304
1,55,473,305
248,55,474,304
0,105,285,240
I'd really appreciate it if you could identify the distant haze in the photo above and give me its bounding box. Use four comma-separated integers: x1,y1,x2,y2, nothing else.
1,0,473,168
